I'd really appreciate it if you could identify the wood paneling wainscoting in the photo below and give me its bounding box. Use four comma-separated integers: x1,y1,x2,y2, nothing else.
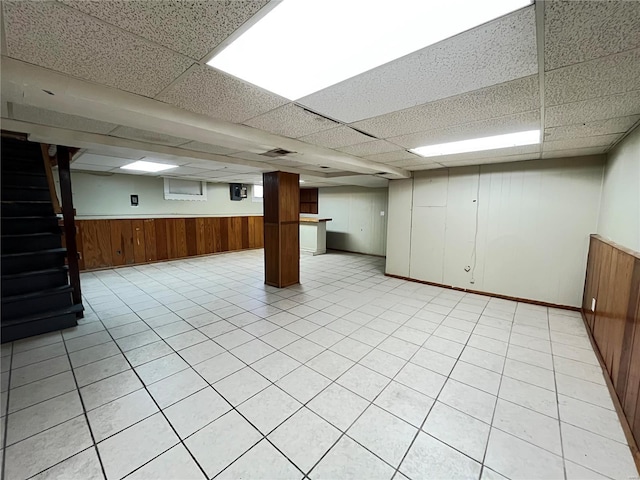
582,234,640,459
77,216,264,271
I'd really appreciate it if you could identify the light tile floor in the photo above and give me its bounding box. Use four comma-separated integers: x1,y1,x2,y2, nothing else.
1,250,637,480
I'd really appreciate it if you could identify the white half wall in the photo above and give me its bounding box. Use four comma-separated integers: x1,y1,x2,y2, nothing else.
598,126,640,252
386,156,605,307
63,172,263,219
317,186,388,256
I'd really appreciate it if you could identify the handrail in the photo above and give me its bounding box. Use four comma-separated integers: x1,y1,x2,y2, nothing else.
40,144,62,214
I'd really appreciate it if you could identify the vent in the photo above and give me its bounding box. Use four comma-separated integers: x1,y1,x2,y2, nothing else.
319,166,330,169
260,148,295,158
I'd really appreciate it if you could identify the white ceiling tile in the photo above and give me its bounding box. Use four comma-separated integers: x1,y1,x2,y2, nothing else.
337,140,402,156
541,148,608,159
544,116,639,142
545,48,640,106
435,152,541,168
179,141,242,156
244,104,338,138
161,166,212,176
363,150,421,163
545,90,640,127
385,158,441,169
60,0,268,60
157,65,287,123
11,104,118,134
419,144,541,165
544,0,640,71
74,153,135,168
183,160,229,170
3,1,193,97
351,75,539,138
298,125,374,149
71,163,116,172
402,163,445,171
389,111,540,149
109,126,191,147
542,134,621,152
298,7,537,123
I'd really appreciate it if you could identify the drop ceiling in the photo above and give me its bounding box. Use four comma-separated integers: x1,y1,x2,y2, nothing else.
1,0,639,187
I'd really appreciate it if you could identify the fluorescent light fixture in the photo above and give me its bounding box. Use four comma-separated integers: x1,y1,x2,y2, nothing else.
411,130,540,157
208,0,531,100
299,180,305,183
121,161,177,173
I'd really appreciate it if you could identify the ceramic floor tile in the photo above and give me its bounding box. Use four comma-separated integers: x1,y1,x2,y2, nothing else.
336,364,389,401
260,328,302,349
507,344,553,370
400,432,482,480
439,379,497,424
238,385,302,434
348,326,388,347
80,369,143,411
276,365,331,404
217,439,302,479
307,383,369,431
467,334,508,356
555,373,615,410
558,394,626,443
127,444,205,480
11,342,67,369
503,358,556,391
280,337,325,363
123,341,173,368
30,447,103,480
6,390,84,445
374,381,434,428
564,460,611,480
193,351,244,384
10,356,71,388
485,428,564,480
310,436,395,480
492,398,562,455
4,417,93,480
329,337,373,362
98,413,179,480
134,353,189,385
163,387,231,439
8,371,76,413
424,401,490,462
359,348,407,378
164,329,208,351
88,389,158,442
395,362,447,398
459,346,505,374
561,422,637,479
306,350,354,380
348,404,417,467
214,367,270,406
553,356,606,385
148,368,207,408
268,407,341,474
499,376,558,419
185,410,261,479
178,340,224,366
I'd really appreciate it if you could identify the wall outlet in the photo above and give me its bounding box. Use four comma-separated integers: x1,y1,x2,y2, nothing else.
591,297,596,312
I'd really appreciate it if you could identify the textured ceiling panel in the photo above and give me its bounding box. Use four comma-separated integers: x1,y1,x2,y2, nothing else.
542,134,620,152
544,116,639,142
338,140,403,157
351,75,539,138
109,126,191,147
544,0,640,71
60,0,268,60
157,65,287,123
389,111,540,149
74,153,135,167
2,1,193,97
179,141,241,156
383,158,441,169
244,104,337,138
540,147,608,159
545,90,640,127
545,48,640,106
298,126,374,149
417,144,541,166
12,104,118,134
436,152,541,168
298,7,537,123
363,150,421,163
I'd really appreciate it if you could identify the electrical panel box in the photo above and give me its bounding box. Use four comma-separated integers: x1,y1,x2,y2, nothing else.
230,183,247,201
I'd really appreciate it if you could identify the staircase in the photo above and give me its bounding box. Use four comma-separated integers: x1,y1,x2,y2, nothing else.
1,137,82,342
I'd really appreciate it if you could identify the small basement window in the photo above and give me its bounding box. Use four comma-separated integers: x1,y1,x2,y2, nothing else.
252,184,264,203
163,178,207,201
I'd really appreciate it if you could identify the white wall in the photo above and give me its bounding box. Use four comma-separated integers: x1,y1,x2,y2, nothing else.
64,172,263,219
598,126,640,252
316,186,388,256
386,157,605,307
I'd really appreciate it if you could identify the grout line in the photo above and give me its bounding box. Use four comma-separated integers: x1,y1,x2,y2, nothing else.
1,346,13,480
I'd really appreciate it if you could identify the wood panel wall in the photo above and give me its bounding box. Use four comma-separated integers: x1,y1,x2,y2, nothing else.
583,234,640,448
77,216,264,271
300,188,319,214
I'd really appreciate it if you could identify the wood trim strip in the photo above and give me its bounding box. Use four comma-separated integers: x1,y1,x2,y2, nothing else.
39,144,61,214
385,273,580,312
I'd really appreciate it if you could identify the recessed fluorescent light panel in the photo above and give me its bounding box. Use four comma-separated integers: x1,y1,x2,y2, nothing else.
121,161,177,173
208,0,531,100
411,130,540,157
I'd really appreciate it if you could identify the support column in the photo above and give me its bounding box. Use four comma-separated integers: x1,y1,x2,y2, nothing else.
263,171,300,288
